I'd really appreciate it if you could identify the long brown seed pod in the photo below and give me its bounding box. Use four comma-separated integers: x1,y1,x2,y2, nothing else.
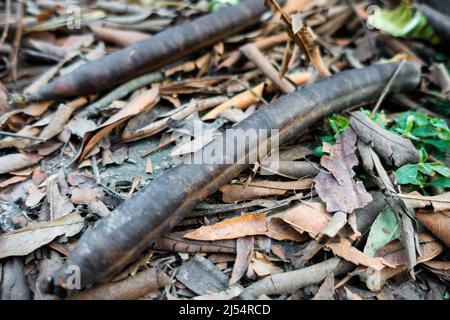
20,0,279,103
43,62,421,296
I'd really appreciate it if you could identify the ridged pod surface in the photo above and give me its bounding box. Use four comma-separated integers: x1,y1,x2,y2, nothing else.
46,62,421,295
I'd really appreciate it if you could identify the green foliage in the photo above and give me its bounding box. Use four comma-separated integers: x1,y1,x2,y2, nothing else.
208,0,239,12
391,111,450,159
368,0,440,44
364,206,401,257
313,114,350,157
395,148,450,189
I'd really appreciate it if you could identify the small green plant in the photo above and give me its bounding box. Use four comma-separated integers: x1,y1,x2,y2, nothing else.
391,111,450,160
395,148,450,189
313,114,350,156
368,0,440,44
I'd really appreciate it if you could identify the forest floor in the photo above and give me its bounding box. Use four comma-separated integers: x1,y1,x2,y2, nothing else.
0,0,449,300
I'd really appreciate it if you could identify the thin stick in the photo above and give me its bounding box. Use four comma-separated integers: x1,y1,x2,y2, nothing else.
344,0,377,59
10,0,23,83
371,60,406,117
0,0,11,48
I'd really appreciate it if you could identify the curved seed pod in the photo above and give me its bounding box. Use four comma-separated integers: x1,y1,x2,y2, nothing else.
44,62,421,296
26,0,278,102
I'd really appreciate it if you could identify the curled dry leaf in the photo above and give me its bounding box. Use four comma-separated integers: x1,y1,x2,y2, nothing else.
48,179,74,219
184,212,307,242
349,111,420,167
282,202,389,270
0,213,84,259
89,24,151,47
247,252,282,278
314,129,373,213
363,233,445,291
38,97,88,141
230,236,254,285
312,272,335,300
402,191,450,212
77,86,159,161
416,211,450,247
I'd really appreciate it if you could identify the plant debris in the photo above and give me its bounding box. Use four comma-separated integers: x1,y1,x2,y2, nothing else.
0,0,448,302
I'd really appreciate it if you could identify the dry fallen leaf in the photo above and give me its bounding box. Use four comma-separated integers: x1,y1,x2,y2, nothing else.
0,153,43,174
77,86,160,161
0,213,84,259
314,129,372,213
416,211,450,246
184,212,307,242
230,236,253,285
349,111,420,166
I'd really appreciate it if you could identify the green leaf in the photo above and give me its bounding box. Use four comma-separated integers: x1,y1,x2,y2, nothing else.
431,163,450,177
364,206,401,257
329,114,350,136
368,0,440,44
395,164,420,185
418,162,433,176
430,177,450,189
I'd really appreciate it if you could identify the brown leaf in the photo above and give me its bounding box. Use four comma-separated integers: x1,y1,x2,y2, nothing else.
0,213,84,259
416,211,450,246
25,186,46,207
89,24,150,47
314,129,373,213
403,191,450,212
0,153,42,174
230,236,254,285
349,111,420,166
67,117,97,138
327,238,388,270
0,126,40,149
0,176,28,189
312,272,335,300
71,185,104,205
184,213,267,241
38,97,88,141
77,86,159,161
282,202,389,270
47,179,74,219
282,201,331,237
202,82,265,120
247,252,282,277
363,233,445,290
266,217,309,241
184,211,307,242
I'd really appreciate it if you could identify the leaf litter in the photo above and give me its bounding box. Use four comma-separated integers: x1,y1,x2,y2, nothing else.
0,0,448,301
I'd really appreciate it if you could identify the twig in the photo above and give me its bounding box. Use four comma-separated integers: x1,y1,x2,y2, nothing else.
371,60,406,117
10,0,24,83
392,193,450,204
0,0,11,48
264,0,331,77
344,0,377,59
240,43,295,93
